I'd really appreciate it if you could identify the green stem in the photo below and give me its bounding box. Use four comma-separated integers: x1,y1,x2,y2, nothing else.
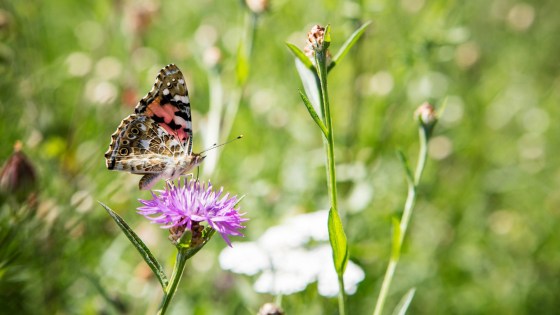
316,51,339,216
372,126,429,315
414,127,428,186
316,49,345,315
337,274,347,315
158,248,189,315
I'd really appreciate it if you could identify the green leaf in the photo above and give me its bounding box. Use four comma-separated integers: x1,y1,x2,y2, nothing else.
392,288,416,315
98,202,168,289
328,207,348,275
236,42,249,85
299,90,328,137
286,42,314,70
328,21,371,72
294,58,321,116
324,24,332,48
391,217,402,261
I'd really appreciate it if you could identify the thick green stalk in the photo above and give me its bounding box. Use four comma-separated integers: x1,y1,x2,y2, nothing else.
372,126,429,315
316,49,346,315
158,248,189,315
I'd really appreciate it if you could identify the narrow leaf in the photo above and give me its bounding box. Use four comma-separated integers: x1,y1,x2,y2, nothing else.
437,97,449,121
328,21,371,72
396,150,414,187
236,42,249,85
391,217,402,261
299,90,328,136
328,207,349,275
295,58,321,115
392,288,416,315
286,42,314,70
99,202,168,289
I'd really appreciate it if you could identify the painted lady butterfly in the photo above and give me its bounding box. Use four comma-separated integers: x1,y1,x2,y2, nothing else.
105,64,205,190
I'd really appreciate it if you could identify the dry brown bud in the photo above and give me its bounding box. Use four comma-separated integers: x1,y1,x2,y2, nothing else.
0,141,38,204
305,24,326,56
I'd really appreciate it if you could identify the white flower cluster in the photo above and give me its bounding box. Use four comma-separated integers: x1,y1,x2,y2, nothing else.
219,210,365,297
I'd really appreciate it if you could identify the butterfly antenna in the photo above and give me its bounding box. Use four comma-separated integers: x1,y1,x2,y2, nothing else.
200,135,243,154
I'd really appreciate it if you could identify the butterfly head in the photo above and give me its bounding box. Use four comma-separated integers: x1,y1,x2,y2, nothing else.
182,153,205,174
192,153,206,166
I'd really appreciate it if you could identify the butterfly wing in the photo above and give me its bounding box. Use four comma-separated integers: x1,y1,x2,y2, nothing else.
105,64,202,190
135,64,193,155
104,114,185,175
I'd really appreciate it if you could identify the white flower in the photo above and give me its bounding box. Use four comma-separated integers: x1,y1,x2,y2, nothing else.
219,210,365,297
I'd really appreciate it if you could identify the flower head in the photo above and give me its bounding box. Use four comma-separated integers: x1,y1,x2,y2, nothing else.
138,177,247,246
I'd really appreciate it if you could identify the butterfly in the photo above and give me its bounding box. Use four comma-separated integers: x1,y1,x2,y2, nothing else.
105,64,205,190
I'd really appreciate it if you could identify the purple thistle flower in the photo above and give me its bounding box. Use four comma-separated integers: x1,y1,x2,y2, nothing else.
138,177,247,246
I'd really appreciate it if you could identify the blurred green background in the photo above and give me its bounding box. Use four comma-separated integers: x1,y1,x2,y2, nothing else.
1,0,559,314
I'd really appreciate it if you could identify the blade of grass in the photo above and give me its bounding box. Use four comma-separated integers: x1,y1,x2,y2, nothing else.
392,288,416,315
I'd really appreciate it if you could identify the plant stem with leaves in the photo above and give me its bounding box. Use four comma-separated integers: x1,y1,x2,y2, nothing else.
373,104,437,315
289,22,370,315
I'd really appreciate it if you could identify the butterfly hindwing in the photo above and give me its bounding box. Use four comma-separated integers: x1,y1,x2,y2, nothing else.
104,114,184,174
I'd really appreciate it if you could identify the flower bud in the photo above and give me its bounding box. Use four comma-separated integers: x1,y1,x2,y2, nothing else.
305,24,328,56
0,141,38,205
415,102,438,135
245,0,269,14
258,303,284,315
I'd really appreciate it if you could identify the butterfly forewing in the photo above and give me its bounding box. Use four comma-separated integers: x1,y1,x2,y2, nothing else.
135,64,193,155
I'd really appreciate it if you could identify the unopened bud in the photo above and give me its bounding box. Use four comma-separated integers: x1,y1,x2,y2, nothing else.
415,102,438,133
0,141,38,204
245,0,269,14
257,303,284,315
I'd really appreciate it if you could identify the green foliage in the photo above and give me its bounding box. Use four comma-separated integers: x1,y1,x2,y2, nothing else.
328,207,349,274
1,0,560,314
